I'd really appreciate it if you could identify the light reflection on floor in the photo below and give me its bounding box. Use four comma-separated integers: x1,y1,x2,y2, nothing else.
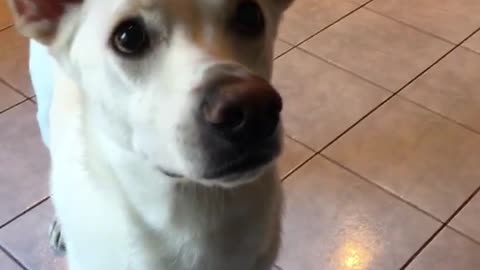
332,217,381,270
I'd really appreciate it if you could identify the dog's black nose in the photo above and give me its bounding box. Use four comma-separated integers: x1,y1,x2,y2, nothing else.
201,74,282,144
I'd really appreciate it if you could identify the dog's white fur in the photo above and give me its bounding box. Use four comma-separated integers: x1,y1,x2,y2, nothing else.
9,0,293,269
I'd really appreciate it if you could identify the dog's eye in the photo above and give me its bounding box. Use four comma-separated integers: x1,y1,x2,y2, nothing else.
111,18,150,57
230,1,265,38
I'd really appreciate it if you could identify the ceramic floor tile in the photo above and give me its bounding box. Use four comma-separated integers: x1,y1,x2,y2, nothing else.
348,0,372,5
0,1,13,30
278,0,358,45
402,47,480,133
0,82,24,112
278,156,439,270
451,193,480,243
273,48,389,150
368,0,480,43
406,228,480,270
0,201,67,270
278,137,314,179
464,31,480,54
274,40,292,58
324,97,480,221
0,103,50,226
0,250,22,270
301,8,452,91
0,27,33,96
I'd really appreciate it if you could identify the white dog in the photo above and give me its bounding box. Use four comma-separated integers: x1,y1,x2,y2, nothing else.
8,0,293,269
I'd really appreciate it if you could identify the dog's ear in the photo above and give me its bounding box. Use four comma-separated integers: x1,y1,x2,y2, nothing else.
7,0,83,44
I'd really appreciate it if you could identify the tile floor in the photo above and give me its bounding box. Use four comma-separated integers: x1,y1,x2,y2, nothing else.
1,0,480,269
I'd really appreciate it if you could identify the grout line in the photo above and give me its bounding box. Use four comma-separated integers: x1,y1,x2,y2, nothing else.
281,153,316,183
399,184,480,269
398,95,480,137
350,0,478,51
0,197,50,230
446,224,480,247
459,44,480,57
27,97,37,104
295,46,394,92
0,78,31,99
0,99,29,114
362,7,457,46
277,37,294,47
280,91,396,183
284,134,316,152
0,245,28,270
320,154,444,224
0,25,13,32
274,0,377,61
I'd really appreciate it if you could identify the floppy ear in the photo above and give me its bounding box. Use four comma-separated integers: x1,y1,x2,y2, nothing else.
7,0,82,44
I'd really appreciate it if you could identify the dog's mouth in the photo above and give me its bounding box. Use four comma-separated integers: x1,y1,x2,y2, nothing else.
156,167,184,179
154,146,280,183
202,149,280,181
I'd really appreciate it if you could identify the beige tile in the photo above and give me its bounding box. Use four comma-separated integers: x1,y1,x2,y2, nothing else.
0,82,24,112
301,8,452,91
402,47,480,133
406,228,480,270
278,156,439,270
0,201,67,270
368,0,480,43
279,0,358,45
273,48,389,150
0,103,49,225
0,250,21,270
274,40,292,58
0,28,33,96
464,31,480,54
451,193,480,243
278,137,314,179
0,1,13,30
348,0,371,5
324,97,480,221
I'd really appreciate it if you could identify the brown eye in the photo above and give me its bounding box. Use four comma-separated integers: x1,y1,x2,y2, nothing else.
230,1,265,38
111,18,150,57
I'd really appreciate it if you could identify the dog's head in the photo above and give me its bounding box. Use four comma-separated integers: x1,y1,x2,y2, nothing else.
9,0,293,187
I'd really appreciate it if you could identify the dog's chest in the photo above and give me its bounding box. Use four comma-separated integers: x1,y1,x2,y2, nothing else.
125,206,262,270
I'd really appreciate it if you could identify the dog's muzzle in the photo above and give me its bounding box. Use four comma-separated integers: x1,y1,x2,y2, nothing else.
195,64,283,181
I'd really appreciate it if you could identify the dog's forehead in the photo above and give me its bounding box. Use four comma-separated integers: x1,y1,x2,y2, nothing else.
89,0,272,16
134,0,253,9
96,0,231,12
82,0,230,32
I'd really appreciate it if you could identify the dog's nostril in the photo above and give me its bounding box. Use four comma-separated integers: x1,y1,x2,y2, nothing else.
204,100,245,130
